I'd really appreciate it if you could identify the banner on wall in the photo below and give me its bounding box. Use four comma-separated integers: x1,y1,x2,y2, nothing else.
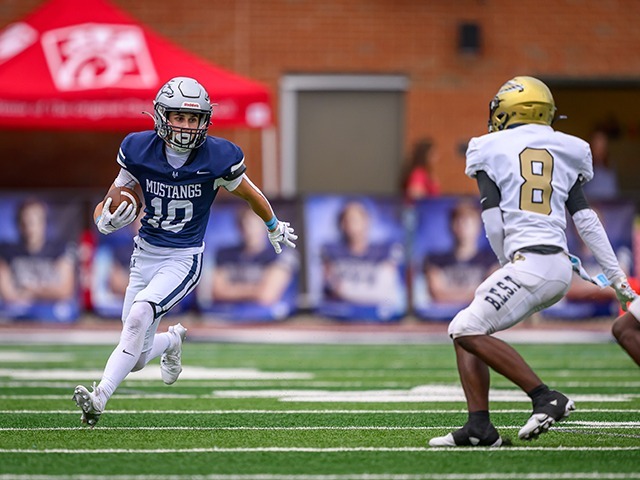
0,194,82,322
195,199,300,322
304,195,407,322
410,197,497,322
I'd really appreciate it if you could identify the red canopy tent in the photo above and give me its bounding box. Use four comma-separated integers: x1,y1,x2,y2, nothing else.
0,0,273,131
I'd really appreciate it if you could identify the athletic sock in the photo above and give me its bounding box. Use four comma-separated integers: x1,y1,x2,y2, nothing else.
97,302,154,402
149,332,172,361
527,383,550,404
468,410,491,427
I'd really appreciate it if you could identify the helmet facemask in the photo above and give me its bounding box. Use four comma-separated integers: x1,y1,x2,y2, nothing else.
152,77,213,152
154,103,211,152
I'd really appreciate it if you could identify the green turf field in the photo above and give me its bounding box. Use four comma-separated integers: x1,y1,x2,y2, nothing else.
0,340,639,479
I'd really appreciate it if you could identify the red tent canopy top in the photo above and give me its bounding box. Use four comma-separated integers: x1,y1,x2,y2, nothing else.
0,0,272,130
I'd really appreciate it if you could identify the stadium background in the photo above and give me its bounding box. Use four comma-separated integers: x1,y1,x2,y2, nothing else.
1,0,640,196
0,0,639,324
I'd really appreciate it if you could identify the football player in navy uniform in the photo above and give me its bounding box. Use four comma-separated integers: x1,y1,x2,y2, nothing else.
428,76,637,447
73,77,297,427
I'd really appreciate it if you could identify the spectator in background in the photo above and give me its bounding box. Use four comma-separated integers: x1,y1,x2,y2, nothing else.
424,199,498,306
401,138,441,202
197,206,298,320
583,129,620,200
320,200,405,319
0,198,77,318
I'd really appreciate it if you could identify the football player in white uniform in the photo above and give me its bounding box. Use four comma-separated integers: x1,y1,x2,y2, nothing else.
429,76,638,447
72,77,297,427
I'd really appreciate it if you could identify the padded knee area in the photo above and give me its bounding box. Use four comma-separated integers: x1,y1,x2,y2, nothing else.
119,302,155,361
448,310,489,339
123,302,154,337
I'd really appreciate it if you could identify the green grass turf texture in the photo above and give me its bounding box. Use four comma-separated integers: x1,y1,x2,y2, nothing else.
0,342,638,478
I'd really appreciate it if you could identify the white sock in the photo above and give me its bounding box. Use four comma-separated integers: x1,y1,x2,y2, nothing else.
149,331,172,361
97,302,154,404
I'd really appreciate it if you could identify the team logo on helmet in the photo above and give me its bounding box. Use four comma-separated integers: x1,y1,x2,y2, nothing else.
497,80,524,95
159,83,175,98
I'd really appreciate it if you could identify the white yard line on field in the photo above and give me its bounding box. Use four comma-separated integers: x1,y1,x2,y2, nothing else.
2,409,640,415
0,387,637,403
0,421,638,431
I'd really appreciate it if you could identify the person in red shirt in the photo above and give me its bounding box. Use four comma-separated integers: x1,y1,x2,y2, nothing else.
401,139,441,202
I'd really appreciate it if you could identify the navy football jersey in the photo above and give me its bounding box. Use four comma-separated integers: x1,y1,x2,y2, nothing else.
117,131,243,248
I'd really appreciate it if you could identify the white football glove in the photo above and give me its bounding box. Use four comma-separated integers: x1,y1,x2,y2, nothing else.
268,221,297,254
612,276,638,312
96,197,137,235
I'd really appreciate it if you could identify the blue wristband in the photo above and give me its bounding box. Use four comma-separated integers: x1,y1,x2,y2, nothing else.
265,215,278,230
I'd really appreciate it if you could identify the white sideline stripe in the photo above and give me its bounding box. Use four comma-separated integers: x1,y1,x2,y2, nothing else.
4,380,640,388
0,367,312,381
1,390,637,403
3,409,640,414
0,381,405,389
1,447,639,454
0,352,74,362
1,475,640,480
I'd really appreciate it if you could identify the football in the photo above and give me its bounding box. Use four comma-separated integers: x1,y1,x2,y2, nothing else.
104,186,142,216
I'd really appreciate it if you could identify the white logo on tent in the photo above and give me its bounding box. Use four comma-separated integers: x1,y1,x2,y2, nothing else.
41,23,158,91
0,22,38,64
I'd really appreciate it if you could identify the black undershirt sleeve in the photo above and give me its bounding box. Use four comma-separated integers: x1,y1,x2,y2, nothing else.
566,178,590,215
475,170,501,210
222,164,247,181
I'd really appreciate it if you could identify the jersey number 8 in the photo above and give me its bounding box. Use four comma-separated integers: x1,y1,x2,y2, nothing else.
519,148,553,215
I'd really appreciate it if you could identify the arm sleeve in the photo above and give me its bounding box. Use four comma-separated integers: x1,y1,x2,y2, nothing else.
113,168,139,189
565,177,590,215
476,170,501,210
476,171,507,265
571,208,625,282
481,207,508,266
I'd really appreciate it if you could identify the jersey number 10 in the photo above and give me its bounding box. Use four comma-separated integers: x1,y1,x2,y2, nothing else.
146,197,194,233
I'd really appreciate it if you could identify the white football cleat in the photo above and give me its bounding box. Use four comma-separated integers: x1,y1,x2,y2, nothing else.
161,323,187,385
429,423,507,447
519,390,575,440
72,382,105,428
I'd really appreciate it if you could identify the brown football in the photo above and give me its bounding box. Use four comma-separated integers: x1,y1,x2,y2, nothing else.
104,186,142,216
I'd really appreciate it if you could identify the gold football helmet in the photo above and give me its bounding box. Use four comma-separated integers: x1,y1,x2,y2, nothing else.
488,76,557,132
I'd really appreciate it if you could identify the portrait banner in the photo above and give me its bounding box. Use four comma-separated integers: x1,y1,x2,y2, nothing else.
196,199,300,322
0,193,82,322
304,195,407,322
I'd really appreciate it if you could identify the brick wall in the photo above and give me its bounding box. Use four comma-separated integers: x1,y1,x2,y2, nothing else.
2,0,640,194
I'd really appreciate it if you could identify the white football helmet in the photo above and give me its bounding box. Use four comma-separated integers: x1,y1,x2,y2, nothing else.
488,76,557,132
153,77,212,151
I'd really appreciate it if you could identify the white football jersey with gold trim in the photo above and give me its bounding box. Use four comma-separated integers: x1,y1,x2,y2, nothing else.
465,124,593,261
